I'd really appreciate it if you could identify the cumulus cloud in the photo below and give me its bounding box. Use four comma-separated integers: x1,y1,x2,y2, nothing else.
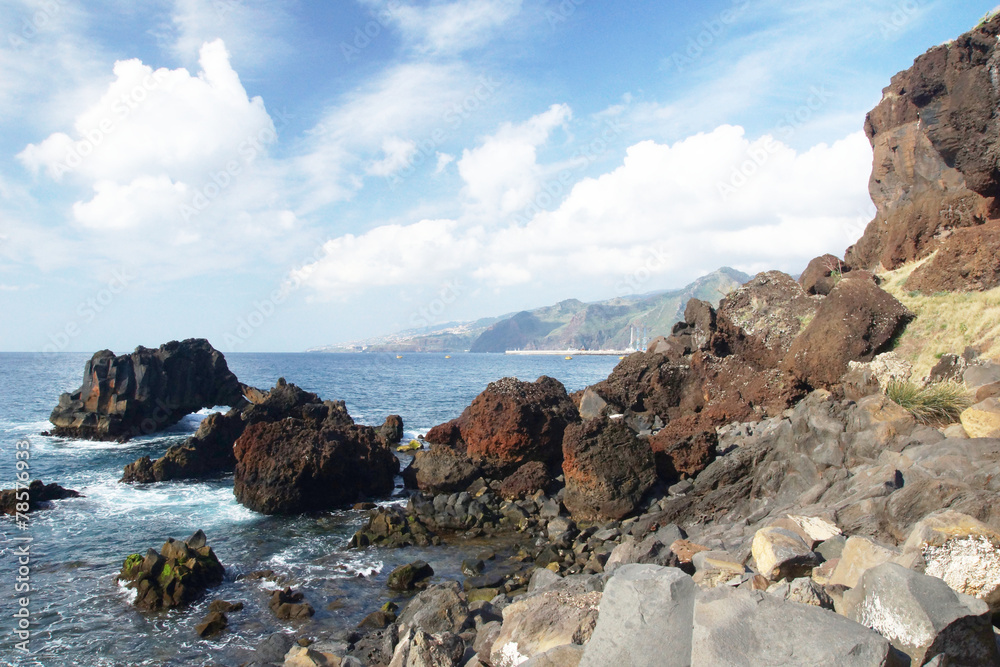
295,124,874,301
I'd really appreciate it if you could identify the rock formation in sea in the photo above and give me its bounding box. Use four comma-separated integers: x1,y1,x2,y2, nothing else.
48,338,244,441
0,480,81,515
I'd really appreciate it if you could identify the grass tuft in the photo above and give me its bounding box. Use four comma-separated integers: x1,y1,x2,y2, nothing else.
884,380,972,425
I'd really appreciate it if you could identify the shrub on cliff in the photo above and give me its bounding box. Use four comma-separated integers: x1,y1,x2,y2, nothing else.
884,380,972,425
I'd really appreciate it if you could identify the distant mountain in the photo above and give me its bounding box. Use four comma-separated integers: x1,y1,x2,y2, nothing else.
308,267,750,354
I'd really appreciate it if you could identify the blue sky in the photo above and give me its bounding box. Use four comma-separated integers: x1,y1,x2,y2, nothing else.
0,0,992,352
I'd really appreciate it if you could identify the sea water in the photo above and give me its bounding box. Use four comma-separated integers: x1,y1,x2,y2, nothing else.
0,352,619,666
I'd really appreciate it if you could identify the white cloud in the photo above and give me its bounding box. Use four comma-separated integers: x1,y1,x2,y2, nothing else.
367,137,419,177
435,152,456,173
458,103,571,216
166,0,293,67
295,125,873,300
364,0,523,54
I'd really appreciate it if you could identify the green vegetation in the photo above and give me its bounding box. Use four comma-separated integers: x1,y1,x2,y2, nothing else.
123,553,142,573
884,380,972,425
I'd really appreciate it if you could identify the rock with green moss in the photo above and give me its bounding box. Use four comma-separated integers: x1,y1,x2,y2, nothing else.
349,505,438,548
117,529,225,611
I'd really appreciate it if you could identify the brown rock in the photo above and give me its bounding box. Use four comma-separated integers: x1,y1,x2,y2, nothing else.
906,222,1000,293
402,445,482,494
799,254,850,296
498,461,552,500
424,376,579,477
784,277,913,388
0,480,81,515
269,587,314,620
117,530,225,612
561,417,656,522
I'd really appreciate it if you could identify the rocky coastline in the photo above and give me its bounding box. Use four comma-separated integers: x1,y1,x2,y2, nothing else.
23,13,1000,667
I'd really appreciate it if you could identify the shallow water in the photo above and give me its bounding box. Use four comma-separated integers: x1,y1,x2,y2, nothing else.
0,352,619,666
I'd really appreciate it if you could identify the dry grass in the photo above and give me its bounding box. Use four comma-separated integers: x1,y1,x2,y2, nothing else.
879,256,1000,377
884,379,973,425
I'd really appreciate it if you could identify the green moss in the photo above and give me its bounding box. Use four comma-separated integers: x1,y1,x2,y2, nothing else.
122,553,143,575
159,562,174,583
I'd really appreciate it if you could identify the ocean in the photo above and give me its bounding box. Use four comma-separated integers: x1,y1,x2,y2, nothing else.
0,352,620,666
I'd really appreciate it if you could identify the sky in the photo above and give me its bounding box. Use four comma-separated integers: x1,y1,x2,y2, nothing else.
0,0,993,352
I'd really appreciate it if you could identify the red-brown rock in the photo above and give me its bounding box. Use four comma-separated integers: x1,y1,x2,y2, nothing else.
562,417,656,522
424,376,578,477
784,276,913,388
498,461,551,500
799,254,850,296
905,222,1000,293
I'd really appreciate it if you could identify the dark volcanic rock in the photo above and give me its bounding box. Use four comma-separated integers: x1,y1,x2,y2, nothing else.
117,530,225,612
402,445,482,494
387,560,434,591
268,587,314,620
784,276,913,388
498,460,551,500
378,414,405,445
905,221,1000,293
562,417,657,522
49,338,244,441
349,505,437,548
0,480,81,515
424,376,579,478
846,16,1000,271
233,388,399,513
122,409,246,483
194,611,228,638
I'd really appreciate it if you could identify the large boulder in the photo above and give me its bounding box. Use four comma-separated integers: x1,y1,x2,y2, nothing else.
693,587,895,666
117,530,225,611
387,628,465,667
424,376,579,477
800,254,851,296
490,589,600,667
0,480,81,515
842,562,1000,665
396,582,469,636
845,15,1000,272
49,338,244,441
401,445,482,494
579,565,694,667
561,417,656,522
233,382,399,514
122,409,246,483
784,276,913,388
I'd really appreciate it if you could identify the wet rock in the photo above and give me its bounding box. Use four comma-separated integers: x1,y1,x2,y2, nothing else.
49,338,244,441
349,506,436,549
843,562,999,665
0,479,81,515
425,376,579,478
194,611,227,638
378,415,405,445
579,565,693,667
117,530,225,611
269,588,315,620
387,561,434,591
208,599,243,613
233,383,399,514
561,417,656,522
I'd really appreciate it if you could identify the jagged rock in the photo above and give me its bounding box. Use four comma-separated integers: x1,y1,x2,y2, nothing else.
208,599,243,613
349,505,436,549
387,561,434,591
424,376,579,477
269,587,314,620
378,415,405,445
784,276,913,389
800,254,850,295
693,586,894,666
233,381,399,514
846,16,1000,272
604,524,686,574
490,589,600,667
691,551,746,588
766,577,834,609
561,417,656,522
579,565,693,667
960,398,1000,438
117,530,225,611
577,389,607,421
49,338,244,441
751,526,819,582
907,222,1000,292
498,461,551,500
843,562,1000,665
194,611,227,638
402,445,482,494
387,628,465,667
0,480,81,515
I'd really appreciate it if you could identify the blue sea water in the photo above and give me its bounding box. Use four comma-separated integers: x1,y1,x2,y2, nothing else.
0,352,620,666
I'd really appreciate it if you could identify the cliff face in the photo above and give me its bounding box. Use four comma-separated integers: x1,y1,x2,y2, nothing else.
846,15,1000,272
